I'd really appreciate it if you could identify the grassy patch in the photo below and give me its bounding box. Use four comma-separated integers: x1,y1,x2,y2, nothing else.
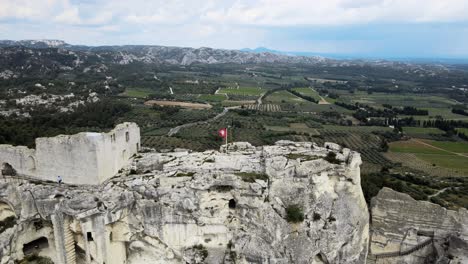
18,254,54,264
389,140,449,155
199,94,226,102
188,244,208,262
324,152,342,164
123,88,154,98
402,127,445,135
235,172,269,182
424,140,468,153
266,90,305,103
285,205,304,223
292,87,322,101
414,154,468,175
286,153,320,161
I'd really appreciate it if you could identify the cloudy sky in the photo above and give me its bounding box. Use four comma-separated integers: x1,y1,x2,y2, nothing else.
1,0,468,58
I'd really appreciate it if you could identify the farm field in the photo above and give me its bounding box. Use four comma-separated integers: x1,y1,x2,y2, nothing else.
345,92,458,108
389,139,450,154
292,87,333,104
384,152,467,177
121,88,154,98
415,154,468,175
217,87,265,96
400,107,468,121
198,94,226,102
265,122,320,135
244,104,282,112
312,126,391,169
265,90,306,103
402,127,445,138
221,100,256,106
144,100,212,109
387,139,468,176
322,125,392,132
424,140,468,153
292,87,322,101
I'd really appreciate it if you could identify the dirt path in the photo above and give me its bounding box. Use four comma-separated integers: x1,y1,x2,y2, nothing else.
214,87,229,99
310,88,330,104
413,139,468,158
428,187,451,199
167,106,240,136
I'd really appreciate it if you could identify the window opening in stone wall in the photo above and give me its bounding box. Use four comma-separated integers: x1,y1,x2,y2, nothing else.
126,132,130,142
228,199,236,209
87,232,94,241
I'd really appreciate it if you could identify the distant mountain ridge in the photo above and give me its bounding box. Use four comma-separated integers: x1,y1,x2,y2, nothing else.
0,39,457,78
0,39,328,66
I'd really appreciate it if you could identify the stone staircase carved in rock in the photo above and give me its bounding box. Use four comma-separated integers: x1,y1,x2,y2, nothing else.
368,237,433,261
63,217,76,264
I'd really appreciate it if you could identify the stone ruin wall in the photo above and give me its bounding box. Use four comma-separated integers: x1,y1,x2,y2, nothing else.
369,187,468,264
0,122,140,185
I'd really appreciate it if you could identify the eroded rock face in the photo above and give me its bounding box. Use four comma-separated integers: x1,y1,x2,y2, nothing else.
0,141,369,264
370,188,468,264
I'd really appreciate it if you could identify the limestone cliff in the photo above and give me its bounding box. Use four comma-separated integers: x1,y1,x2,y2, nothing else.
0,141,369,264
369,187,468,264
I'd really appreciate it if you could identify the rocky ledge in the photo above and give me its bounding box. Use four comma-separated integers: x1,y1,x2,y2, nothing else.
0,141,368,264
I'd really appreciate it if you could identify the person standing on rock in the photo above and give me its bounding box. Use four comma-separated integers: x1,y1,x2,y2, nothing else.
57,176,62,185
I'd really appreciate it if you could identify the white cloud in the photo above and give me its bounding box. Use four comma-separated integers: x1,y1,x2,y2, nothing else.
1,0,468,55
201,0,468,26
54,5,81,24
2,0,467,26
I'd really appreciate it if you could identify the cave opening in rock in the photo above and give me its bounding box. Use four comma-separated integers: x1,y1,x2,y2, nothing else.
1,163,16,176
314,252,329,264
87,232,94,241
22,237,49,256
228,199,236,209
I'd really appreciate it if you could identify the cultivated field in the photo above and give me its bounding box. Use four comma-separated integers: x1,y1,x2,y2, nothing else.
402,127,445,138
384,152,467,177
121,88,154,98
244,104,282,112
217,87,265,96
198,94,226,102
144,100,212,109
387,139,468,176
265,90,306,103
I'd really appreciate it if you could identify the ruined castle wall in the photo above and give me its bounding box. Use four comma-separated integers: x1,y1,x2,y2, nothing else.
95,122,140,183
0,122,140,185
0,145,36,176
35,134,100,185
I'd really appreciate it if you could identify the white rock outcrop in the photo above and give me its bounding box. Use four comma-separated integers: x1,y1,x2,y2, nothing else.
0,141,369,264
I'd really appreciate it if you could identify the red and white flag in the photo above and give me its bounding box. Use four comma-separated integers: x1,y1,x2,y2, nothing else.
218,128,227,138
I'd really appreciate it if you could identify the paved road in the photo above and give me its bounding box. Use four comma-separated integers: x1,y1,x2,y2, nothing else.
167,106,240,136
